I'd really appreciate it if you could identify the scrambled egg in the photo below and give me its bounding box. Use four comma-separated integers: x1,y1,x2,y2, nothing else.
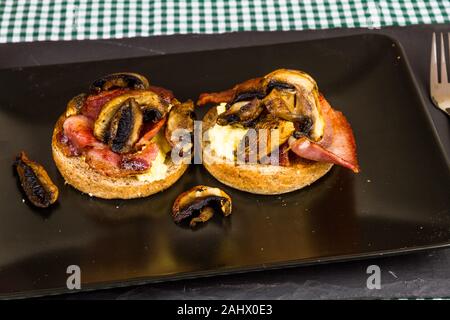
206,103,248,161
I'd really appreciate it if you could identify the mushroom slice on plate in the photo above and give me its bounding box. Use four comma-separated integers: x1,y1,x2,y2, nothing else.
262,69,324,141
90,72,150,93
188,207,215,228
217,98,264,126
172,185,232,227
14,152,59,208
108,98,144,154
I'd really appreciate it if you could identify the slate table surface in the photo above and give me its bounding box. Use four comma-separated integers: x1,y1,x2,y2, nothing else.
1,23,449,299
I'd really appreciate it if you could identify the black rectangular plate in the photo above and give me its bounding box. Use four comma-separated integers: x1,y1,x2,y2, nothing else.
0,34,449,299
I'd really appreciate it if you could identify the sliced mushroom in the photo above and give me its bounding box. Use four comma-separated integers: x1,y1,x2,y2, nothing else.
232,90,266,103
263,69,318,94
255,114,295,143
293,116,314,138
165,100,195,147
65,93,87,117
266,80,295,92
217,98,264,126
262,88,301,121
94,91,168,142
133,89,170,123
261,69,324,141
14,152,59,208
90,73,150,93
239,114,295,162
188,207,215,228
141,96,169,123
172,185,232,227
108,98,143,153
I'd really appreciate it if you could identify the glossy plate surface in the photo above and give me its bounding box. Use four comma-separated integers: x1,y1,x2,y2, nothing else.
0,34,449,298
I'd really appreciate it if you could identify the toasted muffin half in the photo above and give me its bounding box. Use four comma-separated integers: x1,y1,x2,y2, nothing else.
52,73,192,199
198,69,359,195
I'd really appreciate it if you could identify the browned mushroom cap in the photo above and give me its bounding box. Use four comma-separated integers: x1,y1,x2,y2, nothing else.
165,100,195,147
14,152,59,208
172,185,232,227
217,98,264,126
90,73,150,93
65,93,87,117
261,69,324,141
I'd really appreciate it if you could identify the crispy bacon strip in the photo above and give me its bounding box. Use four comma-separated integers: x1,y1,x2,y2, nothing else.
63,115,103,150
85,147,123,176
197,77,263,106
136,117,167,148
148,85,175,104
121,142,159,172
85,143,159,177
81,86,173,120
278,142,291,167
290,95,359,172
57,131,80,157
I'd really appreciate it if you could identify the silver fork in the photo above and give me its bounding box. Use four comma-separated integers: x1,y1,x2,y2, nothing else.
430,32,450,116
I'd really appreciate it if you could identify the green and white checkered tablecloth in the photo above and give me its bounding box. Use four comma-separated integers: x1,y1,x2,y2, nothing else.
0,0,449,43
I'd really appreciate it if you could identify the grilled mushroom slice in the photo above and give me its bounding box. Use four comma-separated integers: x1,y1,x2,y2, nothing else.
239,114,295,163
140,93,169,123
172,185,232,227
293,116,314,138
217,98,264,126
262,88,300,121
65,93,87,117
90,73,150,93
108,98,143,153
261,69,324,141
188,207,215,228
14,152,59,208
165,100,195,147
94,91,168,142
266,80,296,92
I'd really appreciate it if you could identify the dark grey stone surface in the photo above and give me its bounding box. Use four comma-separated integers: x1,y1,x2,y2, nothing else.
2,24,448,299
61,249,450,299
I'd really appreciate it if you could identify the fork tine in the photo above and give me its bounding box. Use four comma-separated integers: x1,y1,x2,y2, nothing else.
430,32,438,86
440,33,448,83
